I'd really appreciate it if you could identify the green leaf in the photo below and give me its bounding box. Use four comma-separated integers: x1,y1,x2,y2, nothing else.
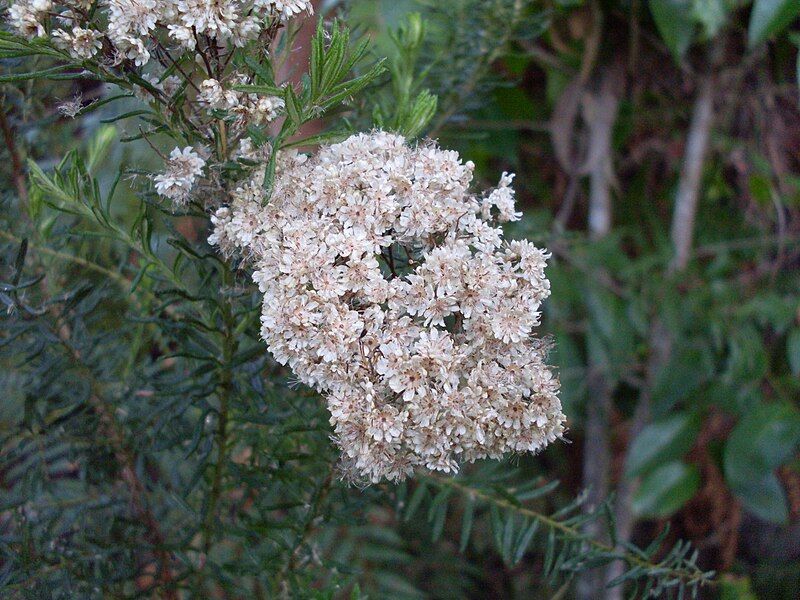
317,59,387,113
748,0,800,47
724,402,800,523
404,482,428,522
724,403,800,485
652,344,713,415
649,0,695,61
0,64,75,82
231,83,283,96
310,19,325,100
719,575,758,600
501,512,516,563
725,326,769,385
459,495,475,553
625,413,701,478
787,328,800,376
512,519,539,565
400,90,437,139
732,474,789,524
632,461,700,518
284,86,304,126
86,126,116,173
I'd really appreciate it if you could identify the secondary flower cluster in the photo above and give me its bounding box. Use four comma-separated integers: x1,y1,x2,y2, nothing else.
6,0,310,205
210,131,565,482
7,0,313,65
153,146,206,204
198,77,286,127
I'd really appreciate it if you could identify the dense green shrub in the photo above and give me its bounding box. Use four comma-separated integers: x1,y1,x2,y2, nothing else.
1,0,799,598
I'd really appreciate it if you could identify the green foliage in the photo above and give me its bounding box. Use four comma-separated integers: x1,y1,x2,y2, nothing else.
372,13,438,139
625,413,702,479
1,132,342,595
3,0,800,597
724,403,800,523
408,468,712,596
649,0,695,60
787,327,800,375
648,0,800,66
234,19,387,193
748,0,800,47
358,0,799,595
632,461,702,518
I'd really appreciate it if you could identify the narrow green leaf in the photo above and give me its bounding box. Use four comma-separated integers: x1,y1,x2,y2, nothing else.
284,86,304,125
129,262,154,295
459,495,475,553
0,64,74,82
231,83,283,96
515,479,560,501
402,90,438,139
261,143,280,199
427,488,451,522
512,519,539,565
318,59,387,113
99,110,153,124
404,482,428,522
310,20,324,100
11,239,27,287
543,529,557,576
489,504,504,552
430,501,448,542
501,512,516,563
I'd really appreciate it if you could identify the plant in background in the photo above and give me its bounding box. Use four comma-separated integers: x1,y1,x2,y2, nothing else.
0,0,722,597
374,0,799,598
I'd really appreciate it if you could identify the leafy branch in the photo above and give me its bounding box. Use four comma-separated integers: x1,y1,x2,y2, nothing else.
408,471,714,598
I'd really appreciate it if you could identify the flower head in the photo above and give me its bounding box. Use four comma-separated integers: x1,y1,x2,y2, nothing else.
154,146,206,206
210,131,565,483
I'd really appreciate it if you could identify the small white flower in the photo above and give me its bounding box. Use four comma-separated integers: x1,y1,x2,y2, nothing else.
7,0,315,69
52,27,103,60
154,146,206,205
269,0,313,21
7,0,52,39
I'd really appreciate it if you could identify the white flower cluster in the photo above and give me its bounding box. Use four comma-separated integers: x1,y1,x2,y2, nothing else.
198,78,286,127
210,132,565,483
153,146,206,205
7,0,313,64
5,0,306,206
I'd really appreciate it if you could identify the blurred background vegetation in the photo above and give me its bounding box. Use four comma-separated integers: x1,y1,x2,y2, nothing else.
2,0,800,598
354,0,800,596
